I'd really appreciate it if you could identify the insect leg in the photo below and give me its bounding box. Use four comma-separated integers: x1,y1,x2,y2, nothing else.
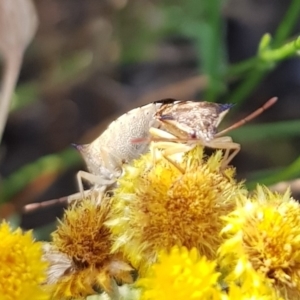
208,136,241,169
22,188,107,214
22,190,90,214
221,146,240,169
151,141,195,174
149,127,178,140
76,170,116,196
149,127,193,173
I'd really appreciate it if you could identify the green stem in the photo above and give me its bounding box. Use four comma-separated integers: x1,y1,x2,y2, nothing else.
261,36,300,61
204,0,224,101
226,57,258,78
226,0,300,105
272,0,300,47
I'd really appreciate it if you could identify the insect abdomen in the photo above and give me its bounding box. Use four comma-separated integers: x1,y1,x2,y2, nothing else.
78,102,162,176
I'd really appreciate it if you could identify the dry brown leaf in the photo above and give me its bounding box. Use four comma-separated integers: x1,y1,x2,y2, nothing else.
0,0,38,142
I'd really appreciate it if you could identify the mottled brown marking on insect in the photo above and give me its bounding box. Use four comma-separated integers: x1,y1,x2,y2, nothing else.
155,101,230,142
149,97,277,170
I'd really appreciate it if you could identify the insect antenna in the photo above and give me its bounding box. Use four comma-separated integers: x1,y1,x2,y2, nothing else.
215,97,278,137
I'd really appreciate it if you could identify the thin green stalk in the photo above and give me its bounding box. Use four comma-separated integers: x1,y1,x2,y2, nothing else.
272,0,300,47
227,0,300,105
204,0,224,101
226,57,258,78
261,36,300,61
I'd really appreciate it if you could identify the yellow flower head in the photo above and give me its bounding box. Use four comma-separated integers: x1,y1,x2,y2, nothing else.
0,221,48,300
47,193,133,299
108,145,245,273
138,246,221,300
222,256,281,300
219,185,300,299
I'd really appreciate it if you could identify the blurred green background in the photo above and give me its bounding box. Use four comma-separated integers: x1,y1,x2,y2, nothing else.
1,0,300,235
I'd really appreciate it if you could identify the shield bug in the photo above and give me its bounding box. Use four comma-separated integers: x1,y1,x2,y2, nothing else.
23,97,277,212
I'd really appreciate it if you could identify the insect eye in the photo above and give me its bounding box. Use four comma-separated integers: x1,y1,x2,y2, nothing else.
190,131,197,139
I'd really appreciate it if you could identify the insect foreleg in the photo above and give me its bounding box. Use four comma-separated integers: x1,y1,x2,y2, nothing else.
151,141,192,174
76,170,116,197
208,136,241,169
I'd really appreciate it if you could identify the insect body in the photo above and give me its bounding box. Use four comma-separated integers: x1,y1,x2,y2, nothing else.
77,99,235,186
23,97,277,212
